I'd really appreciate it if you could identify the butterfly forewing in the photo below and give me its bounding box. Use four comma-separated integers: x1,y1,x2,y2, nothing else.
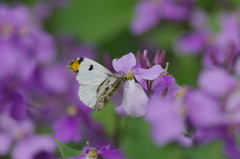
76,58,114,85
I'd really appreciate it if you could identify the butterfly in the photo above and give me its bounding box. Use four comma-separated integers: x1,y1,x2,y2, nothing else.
67,57,124,110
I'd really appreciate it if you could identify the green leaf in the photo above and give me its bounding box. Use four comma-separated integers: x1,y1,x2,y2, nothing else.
54,138,82,159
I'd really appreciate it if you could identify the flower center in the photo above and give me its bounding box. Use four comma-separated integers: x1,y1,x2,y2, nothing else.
1,24,13,35
125,70,133,80
88,148,98,158
19,27,28,35
15,131,25,140
66,106,78,116
86,141,98,159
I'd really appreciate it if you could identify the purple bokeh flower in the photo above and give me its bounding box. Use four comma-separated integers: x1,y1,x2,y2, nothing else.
174,9,240,71
130,0,195,35
0,113,56,159
174,32,207,55
145,96,188,145
234,56,240,76
198,68,237,97
184,90,223,128
130,1,160,35
53,106,82,143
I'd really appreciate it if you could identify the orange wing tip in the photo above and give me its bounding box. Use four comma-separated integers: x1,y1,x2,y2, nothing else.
67,57,81,72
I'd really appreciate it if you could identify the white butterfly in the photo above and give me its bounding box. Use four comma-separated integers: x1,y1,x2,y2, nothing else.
67,57,124,110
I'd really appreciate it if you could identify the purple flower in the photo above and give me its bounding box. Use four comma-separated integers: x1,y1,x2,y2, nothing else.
12,135,56,159
0,4,56,80
0,113,56,159
130,0,195,35
0,85,28,121
192,129,221,145
189,9,209,30
68,144,126,159
111,53,165,117
234,56,240,76
174,32,207,55
145,96,188,145
152,74,180,100
223,135,240,159
175,9,240,71
40,64,69,94
160,0,194,21
198,68,237,97
215,12,240,55
224,91,240,124
130,1,160,35
184,90,223,128
53,106,82,143
136,49,166,69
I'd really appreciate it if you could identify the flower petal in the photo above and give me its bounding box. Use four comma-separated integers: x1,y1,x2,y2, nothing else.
99,148,126,159
53,115,81,143
184,90,223,128
134,65,166,80
130,1,160,35
152,75,180,100
112,53,136,74
145,97,184,145
111,86,123,107
12,135,56,159
122,80,148,117
0,133,12,155
198,68,237,96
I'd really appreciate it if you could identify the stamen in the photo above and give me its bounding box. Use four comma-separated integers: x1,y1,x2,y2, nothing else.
86,141,98,158
164,62,169,71
15,131,25,140
19,27,27,35
1,24,13,35
125,70,133,80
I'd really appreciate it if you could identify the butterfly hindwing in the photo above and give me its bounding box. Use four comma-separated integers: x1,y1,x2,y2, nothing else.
93,76,123,110
78,85,98,108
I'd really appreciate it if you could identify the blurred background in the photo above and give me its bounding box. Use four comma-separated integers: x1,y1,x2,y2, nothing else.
1,0,240,158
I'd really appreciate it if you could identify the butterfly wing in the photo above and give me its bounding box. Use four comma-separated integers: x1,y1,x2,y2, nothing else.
76,57,114,85
68,57,116,109
93,76,123,110
78,85,98,108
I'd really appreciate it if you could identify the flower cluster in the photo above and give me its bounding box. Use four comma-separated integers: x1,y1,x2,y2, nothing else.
0,4,118,159
105,47,240,158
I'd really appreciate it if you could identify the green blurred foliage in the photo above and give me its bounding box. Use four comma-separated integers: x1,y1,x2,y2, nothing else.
47,0,136,45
